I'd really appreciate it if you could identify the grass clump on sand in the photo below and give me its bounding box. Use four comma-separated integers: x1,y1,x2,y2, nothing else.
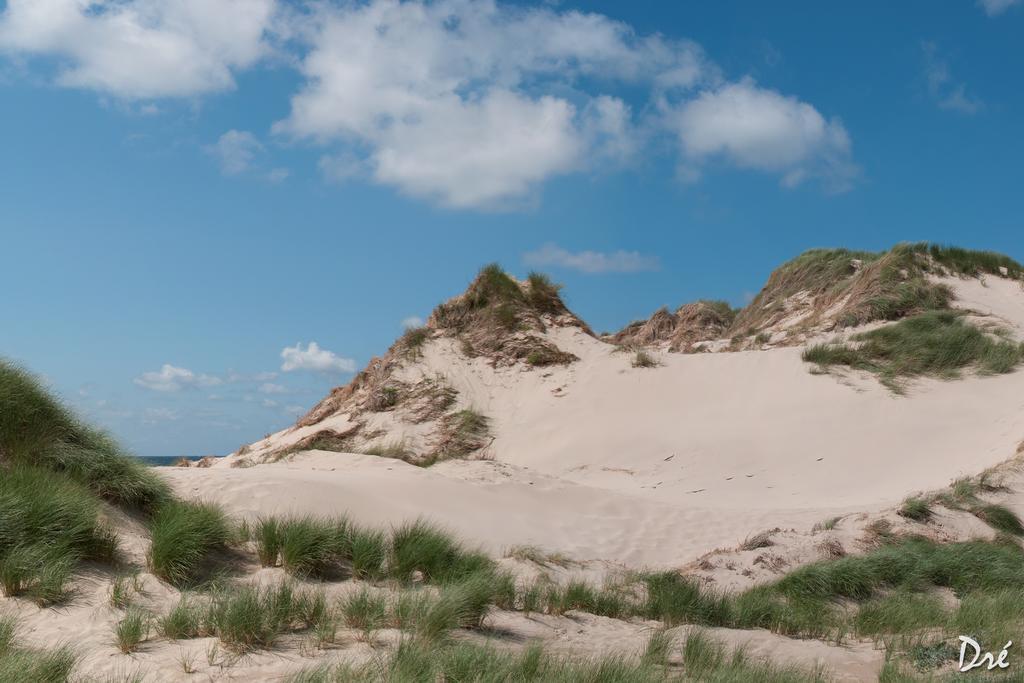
898,497,933,523
803,310,1024,391
272,516,385,580
348,524,387,579
289,633,825,683
388,519,494,584
114,607,150,654
429,408,490,463
526,272,564,314
632,350,659,368
161,583,333,653
158,596,204,640
0,359,170,510
0,466,117,604
148,501,231,586
278,516,346,579
399,326,431,358
253,517,282,567
0,614,78,683
341,588,387,639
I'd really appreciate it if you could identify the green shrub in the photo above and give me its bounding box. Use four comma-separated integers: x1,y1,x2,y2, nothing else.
348,525,387,579
148,501,230,586
278,516,345,579
253,517,281,567
389,519,494,584
642,571,730,626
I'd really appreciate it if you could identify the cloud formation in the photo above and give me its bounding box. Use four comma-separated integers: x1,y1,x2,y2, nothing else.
0,0,857,206
922,42,983,115
134,364,222,392
207,129,289,180
208,130,263,175
978,0,1020,15
0,0,275,99
523,243,660,274
671,78,856,191
280,342,355,374
274,0,711,207
401,316,425,329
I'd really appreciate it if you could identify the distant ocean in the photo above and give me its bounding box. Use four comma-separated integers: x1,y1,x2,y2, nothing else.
136,455,212,467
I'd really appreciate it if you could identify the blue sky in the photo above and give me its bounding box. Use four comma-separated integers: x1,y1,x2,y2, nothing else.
1,0,1021,457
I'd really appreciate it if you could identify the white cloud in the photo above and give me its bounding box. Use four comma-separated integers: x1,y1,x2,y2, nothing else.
0,0,276,99
523,243,660,274
208,130,263,175
266,167,290,183
207,129,290,181
206,129,264,175
401,316,425,329
280,342,355,374
134,364,222,392
922,42,983,115
283,404,305,416
670,78,856,191
1,0,857,205
978,0,1020,15
143,407,179,423
274,0,709,208
258,382,288,394
225,370,278,383
261,398,278,408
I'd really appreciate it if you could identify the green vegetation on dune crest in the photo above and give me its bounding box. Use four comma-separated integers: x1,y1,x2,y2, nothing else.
733,242,1022,336
803,310,1024,391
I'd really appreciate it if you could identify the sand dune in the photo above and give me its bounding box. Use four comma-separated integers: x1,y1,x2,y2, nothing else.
196,271,1024,570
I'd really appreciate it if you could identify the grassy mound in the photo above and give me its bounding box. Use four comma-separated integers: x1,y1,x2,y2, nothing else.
0,466,118,603
429,264,586,367
803,310,1024,391
732,243,1022,337
0,360,169,510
